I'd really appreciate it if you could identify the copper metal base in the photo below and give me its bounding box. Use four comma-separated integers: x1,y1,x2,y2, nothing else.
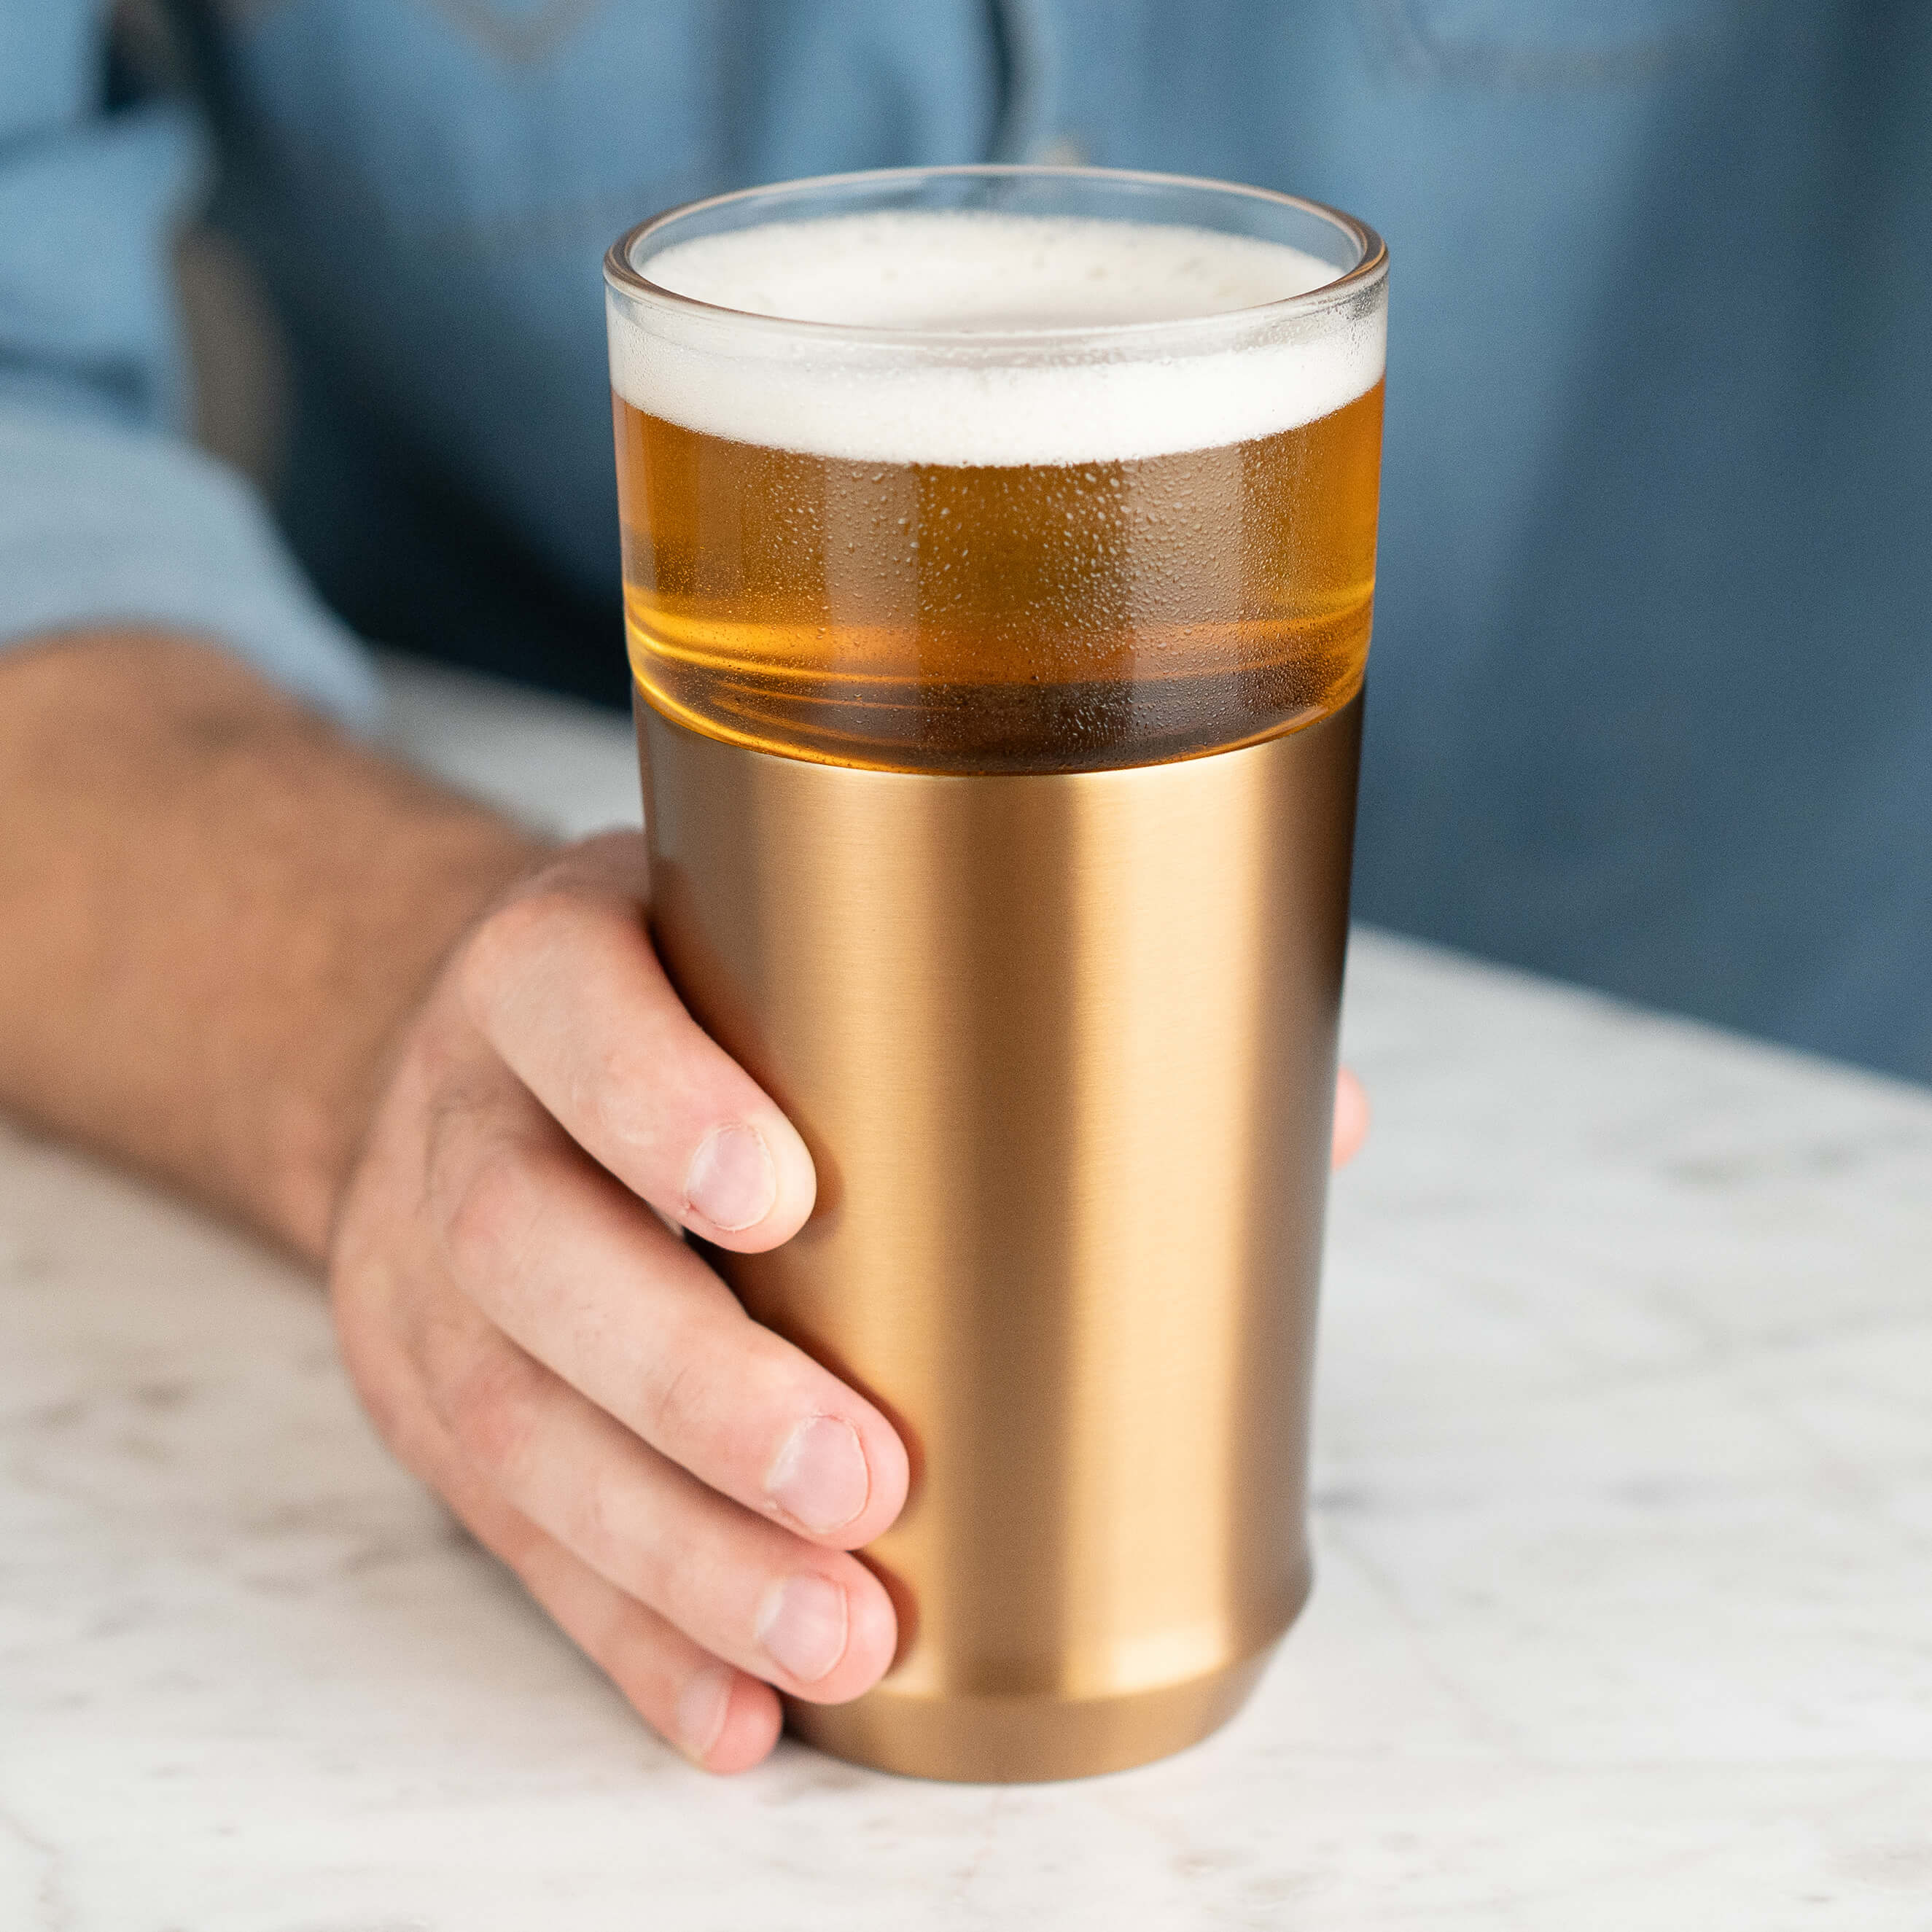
785,1600,1302,1784
639,694,1363,1783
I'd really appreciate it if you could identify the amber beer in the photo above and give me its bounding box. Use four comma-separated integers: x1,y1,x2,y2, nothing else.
606,170,1388,1781
610,201,1384,772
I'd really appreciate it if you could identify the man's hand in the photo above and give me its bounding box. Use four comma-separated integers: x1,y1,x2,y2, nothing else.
330,833,908,1772
0,632,911,1771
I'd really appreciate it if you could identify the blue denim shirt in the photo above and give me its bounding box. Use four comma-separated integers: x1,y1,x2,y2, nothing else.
3,1,1928,1081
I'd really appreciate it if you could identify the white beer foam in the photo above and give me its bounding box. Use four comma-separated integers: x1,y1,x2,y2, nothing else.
609,211,1383,467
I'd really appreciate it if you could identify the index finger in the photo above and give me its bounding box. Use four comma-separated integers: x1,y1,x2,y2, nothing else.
456,833,816,1252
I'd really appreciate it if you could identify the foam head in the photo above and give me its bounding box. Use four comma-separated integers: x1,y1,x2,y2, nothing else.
609,211,1384,468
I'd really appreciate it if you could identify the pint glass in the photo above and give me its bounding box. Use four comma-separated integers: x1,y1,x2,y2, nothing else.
604,167,1386,1780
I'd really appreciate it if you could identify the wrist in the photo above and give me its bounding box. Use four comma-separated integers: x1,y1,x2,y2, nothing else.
0,629,550,1265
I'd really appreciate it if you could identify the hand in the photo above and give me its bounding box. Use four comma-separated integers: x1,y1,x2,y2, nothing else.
327,832,909,1772
328,830,1372,1776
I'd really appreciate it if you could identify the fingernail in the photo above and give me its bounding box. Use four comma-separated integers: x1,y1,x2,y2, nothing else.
755,1575,848,1685
766,1415,870,1535
675,1663,733,1763
685,1123,776,1232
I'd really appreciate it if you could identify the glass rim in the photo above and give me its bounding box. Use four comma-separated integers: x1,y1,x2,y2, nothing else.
603,163,1387,351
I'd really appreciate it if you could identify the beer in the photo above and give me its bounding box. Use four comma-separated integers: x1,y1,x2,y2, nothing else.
610,210,1384,774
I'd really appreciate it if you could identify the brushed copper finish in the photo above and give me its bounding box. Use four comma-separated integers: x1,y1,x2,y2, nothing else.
639,695,1363,1781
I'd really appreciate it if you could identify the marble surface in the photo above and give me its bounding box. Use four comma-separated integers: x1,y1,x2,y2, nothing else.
3,661,1930,1929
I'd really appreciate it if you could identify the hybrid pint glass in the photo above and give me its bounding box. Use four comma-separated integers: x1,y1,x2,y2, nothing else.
605,166,1387,1780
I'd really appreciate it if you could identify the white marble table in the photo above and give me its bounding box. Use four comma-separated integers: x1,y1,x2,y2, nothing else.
3,661,1929,1930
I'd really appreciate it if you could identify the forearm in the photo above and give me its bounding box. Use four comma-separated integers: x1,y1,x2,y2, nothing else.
0,631,545,1261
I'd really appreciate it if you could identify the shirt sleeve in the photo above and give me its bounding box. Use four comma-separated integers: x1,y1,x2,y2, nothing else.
0,0,381,728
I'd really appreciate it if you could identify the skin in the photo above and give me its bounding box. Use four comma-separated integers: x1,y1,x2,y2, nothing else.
0,628,1371,1773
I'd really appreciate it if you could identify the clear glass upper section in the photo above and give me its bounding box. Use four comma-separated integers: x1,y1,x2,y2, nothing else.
604,168,1387,774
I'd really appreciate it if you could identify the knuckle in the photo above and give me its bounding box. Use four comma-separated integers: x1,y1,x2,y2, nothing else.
440,1344,537,1475
640,1304,766,1455
572,1456,698,1617
576,1047,658,1153
643,1352,712,1452
437,1141,542,1282
574,1462,651,1594
456,887,573,1018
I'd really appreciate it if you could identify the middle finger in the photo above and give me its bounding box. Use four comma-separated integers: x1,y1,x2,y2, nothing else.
427,1072,908,1550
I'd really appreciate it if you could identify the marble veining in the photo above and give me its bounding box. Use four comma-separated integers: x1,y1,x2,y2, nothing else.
1,664,1928,1928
